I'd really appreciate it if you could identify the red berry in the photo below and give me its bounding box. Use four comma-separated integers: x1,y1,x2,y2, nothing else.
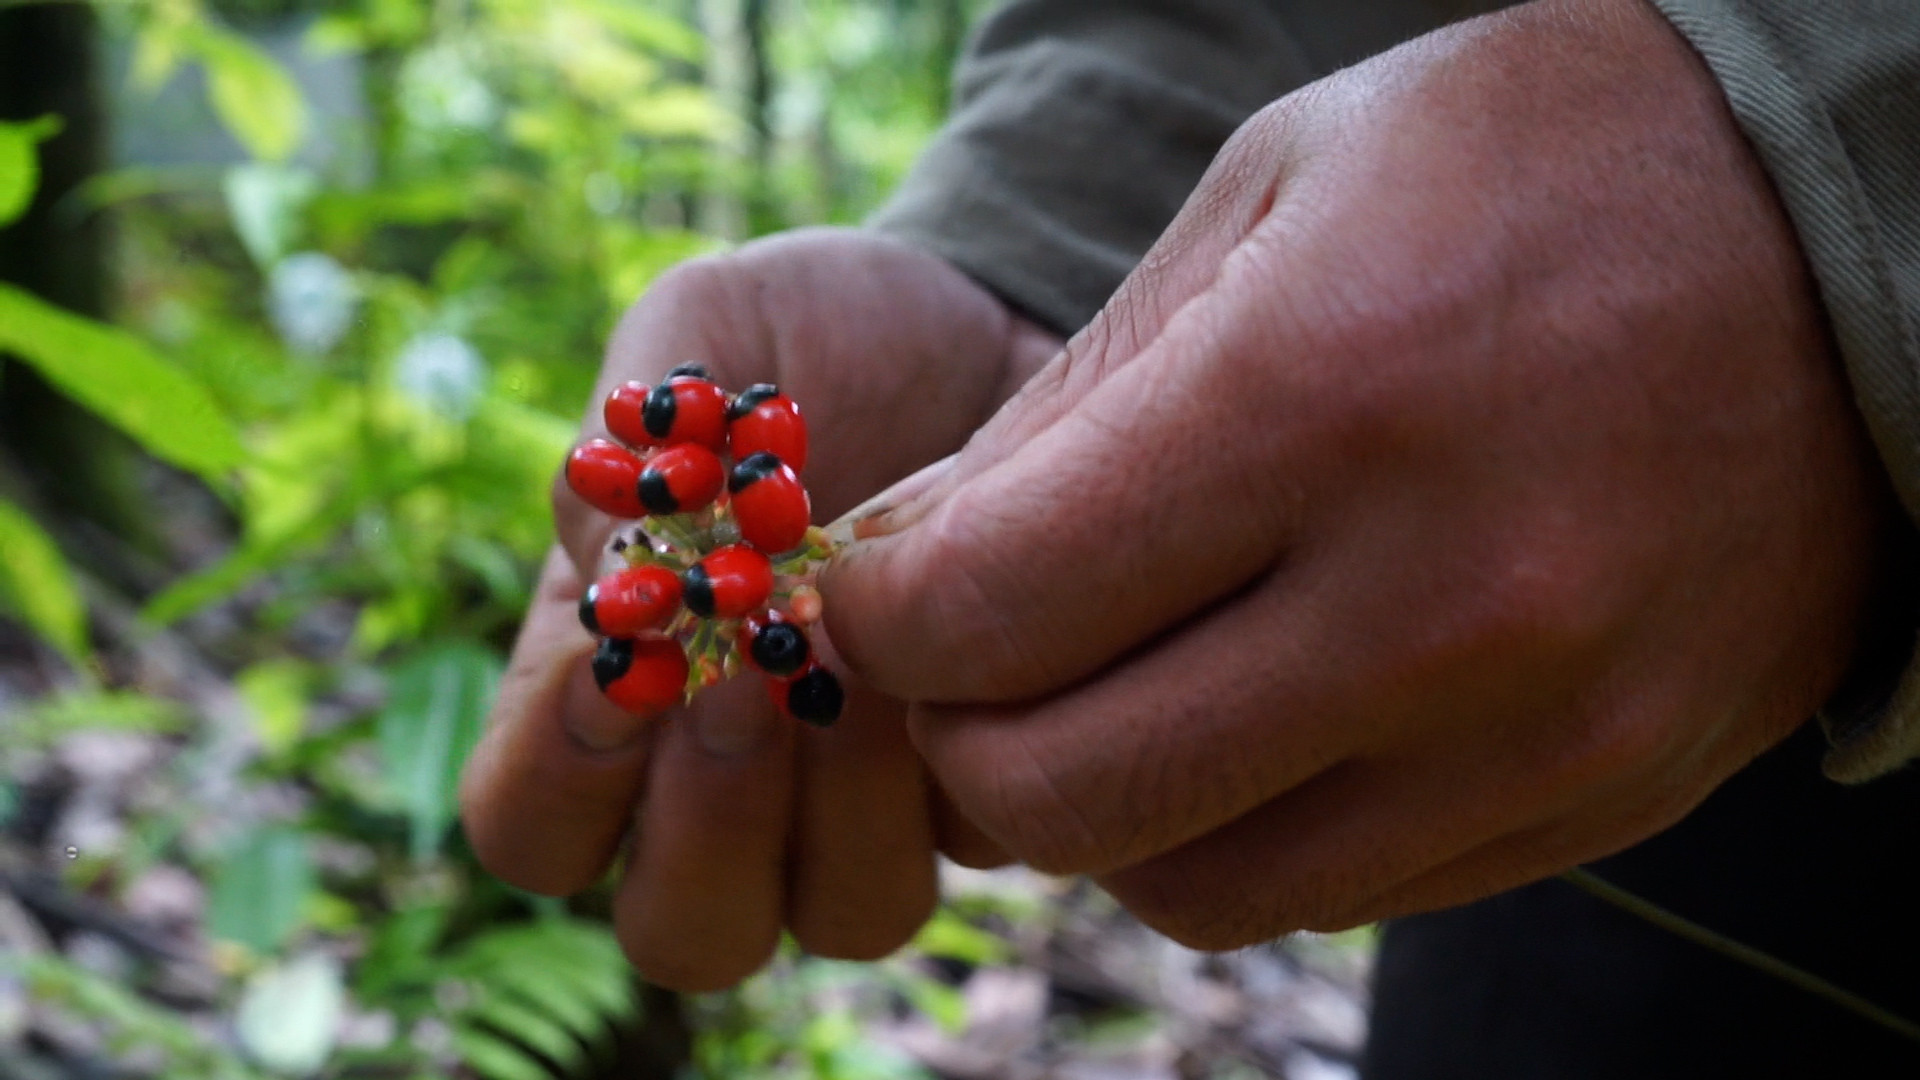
767,661,843,727
580,565,682,637
565,439,646,518
734,609,811,677
726,384,808,473
638,443,726,515
683,544,773,619
728,452,811,554
602,381,653,447
593,636,688,716
628,374,730,451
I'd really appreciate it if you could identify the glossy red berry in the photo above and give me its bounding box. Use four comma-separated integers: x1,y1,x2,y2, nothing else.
638,443,726,515
728,452,811,554
768,661,843,727
624,372,730,451
593,636,689,716
602,381,653,447
580,565,682,637
683,544,773,619
734,609,811,677
726,384,808,473
565,439,647,518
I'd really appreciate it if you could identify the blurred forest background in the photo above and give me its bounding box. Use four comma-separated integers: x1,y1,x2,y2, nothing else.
0,1,1374,1077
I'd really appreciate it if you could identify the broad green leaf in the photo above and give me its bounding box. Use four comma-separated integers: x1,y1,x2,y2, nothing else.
235,952,344,1074
0,283,245,479
378,641,503,860
0,497,87,663
236,659,311,756
0,115,61,228
188,25,308,162
208,826,314,952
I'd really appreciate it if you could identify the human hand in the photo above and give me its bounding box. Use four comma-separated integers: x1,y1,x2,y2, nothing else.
459,228,1060,989
820,0,1897,948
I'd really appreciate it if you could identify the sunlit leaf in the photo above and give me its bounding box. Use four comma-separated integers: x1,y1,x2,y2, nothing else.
378,641,503,860
188,25,308,162
910,907,1010,966
10,690,189,751
470,992,585,1073
0,284,245,479
0,114,61,228
237,659,311,756
0,498,88,664
236,951,344,1074
208,826,315,952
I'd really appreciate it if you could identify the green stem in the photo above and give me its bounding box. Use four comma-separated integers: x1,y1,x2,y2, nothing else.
1559,868,1920,1043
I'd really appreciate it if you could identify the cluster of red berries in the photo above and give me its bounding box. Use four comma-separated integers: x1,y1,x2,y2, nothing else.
562,364,843,726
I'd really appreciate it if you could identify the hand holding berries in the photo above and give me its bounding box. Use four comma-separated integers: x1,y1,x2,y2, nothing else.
559,368,840,725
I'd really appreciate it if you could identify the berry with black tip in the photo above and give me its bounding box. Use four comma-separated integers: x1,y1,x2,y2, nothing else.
726,384,809,472
770,662,843,727
735,609,811,677
580,565,682,637
682,544,774,619
636,374,730,451
637,443,726,515
728,452,811,554
593,636,689,716
564,439,647,518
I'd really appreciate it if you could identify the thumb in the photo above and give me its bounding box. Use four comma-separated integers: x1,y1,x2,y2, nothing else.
821,110,1302,702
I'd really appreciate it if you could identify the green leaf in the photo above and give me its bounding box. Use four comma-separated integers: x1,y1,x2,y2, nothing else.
0,497,88,663
207,826,314,952
8,690,188,752
187,25,308,162
469,993,585,1073
451,1028,552,1080
909,908,1009,966
0,114,61,228
0,283,245,479
235,951,344,1073
377,641,503,860
236,659,311,756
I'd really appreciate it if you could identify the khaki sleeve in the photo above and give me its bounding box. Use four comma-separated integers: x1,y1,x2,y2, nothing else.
866,0,1482,336
1645,1,1920,782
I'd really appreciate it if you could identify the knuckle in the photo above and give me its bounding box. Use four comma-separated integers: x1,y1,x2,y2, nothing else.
968,728,1108,874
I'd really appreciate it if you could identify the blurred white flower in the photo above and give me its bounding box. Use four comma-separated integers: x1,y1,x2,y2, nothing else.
268,252,358,356
393,332,488,420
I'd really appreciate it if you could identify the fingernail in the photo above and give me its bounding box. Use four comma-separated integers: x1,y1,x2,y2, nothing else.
693,677,778,757
826,454,956,546
561,658,651,752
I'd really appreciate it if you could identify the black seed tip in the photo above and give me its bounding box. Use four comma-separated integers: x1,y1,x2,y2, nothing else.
637,469,678,515
728,451,784,494
578,584,602,635
665,363,711,381
642,383,678,438
785,667,843,727
750,622,810,677
591,637,633,691
727,383,780,421
682,564,715,618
